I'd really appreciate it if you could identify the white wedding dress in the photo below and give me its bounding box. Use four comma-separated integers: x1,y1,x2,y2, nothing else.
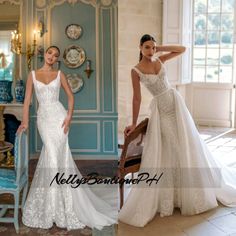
118,58,236,227
22,71,117,230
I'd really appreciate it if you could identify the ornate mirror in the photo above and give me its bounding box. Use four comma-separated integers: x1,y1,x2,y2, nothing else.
0,0,21,83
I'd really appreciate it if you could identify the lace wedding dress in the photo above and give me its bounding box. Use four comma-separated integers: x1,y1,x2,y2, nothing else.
118,58,236,227
22,71,117,230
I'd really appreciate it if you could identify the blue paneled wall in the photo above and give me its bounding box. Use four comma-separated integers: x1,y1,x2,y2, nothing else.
29,0,118,159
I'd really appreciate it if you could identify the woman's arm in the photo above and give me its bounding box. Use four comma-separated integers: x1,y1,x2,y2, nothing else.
156,45,186,63
16,72,33,134
60,71,74,134
124,69,141,137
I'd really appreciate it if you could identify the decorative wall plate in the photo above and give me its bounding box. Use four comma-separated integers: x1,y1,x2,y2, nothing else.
63,45,86,68
65,24,83,40
66,73,84,93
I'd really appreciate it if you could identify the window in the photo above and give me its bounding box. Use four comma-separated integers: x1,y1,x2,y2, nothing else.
192,0,235,83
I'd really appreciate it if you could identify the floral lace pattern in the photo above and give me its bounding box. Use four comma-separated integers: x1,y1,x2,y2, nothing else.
119,58,236,227
22,71,117,230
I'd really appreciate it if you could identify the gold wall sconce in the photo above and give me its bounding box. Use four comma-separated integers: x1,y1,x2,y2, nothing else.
11,30,37,71
26,30,37,71
11,30,22,55
84,59,93,78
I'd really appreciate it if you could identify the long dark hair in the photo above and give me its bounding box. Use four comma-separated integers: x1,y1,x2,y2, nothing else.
139,34,156,61
46,45,60,56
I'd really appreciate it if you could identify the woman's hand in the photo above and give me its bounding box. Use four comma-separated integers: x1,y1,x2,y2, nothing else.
16,122,28,134
61,115,71,134
124,124,136,137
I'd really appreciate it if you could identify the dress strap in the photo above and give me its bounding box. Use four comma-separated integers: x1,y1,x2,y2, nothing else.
57,70,61,82
132,67,143,76
31,70,36,83
156,57,163,65
156,57,167,72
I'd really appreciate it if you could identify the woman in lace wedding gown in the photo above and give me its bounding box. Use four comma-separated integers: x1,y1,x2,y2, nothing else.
118,34,236,227
17,46,117,230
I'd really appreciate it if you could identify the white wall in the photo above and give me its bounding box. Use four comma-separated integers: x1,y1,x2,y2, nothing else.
118,0,163,133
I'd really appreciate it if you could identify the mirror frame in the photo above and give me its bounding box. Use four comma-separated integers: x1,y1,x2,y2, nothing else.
0,0,23,87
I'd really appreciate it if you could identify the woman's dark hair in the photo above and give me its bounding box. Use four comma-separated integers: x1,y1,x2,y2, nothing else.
46,45,60,56
139,34,156,61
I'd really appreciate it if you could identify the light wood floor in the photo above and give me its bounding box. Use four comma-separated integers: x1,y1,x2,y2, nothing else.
117,127,236,236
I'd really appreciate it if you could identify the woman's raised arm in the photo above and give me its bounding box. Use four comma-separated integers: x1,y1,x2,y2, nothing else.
156,45,186,63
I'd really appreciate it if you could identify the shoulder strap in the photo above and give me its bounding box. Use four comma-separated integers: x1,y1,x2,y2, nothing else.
31,71,36,83
157,57,167,73
156,57,163,65
132,67,143,77
57,70,61,82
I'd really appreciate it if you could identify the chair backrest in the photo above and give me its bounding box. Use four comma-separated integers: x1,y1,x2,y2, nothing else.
14,131,28,184
121,118,149,159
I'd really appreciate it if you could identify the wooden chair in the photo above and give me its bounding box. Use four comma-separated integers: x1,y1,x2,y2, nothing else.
118,118,149,209
0,131,29,233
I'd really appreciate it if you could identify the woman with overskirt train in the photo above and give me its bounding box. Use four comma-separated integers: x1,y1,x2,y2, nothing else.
118,34,236,227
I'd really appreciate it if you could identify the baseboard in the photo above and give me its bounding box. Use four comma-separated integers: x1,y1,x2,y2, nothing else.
195,119,231,127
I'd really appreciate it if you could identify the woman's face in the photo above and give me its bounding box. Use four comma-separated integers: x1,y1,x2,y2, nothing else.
44,47,59,65
140,40,156,60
